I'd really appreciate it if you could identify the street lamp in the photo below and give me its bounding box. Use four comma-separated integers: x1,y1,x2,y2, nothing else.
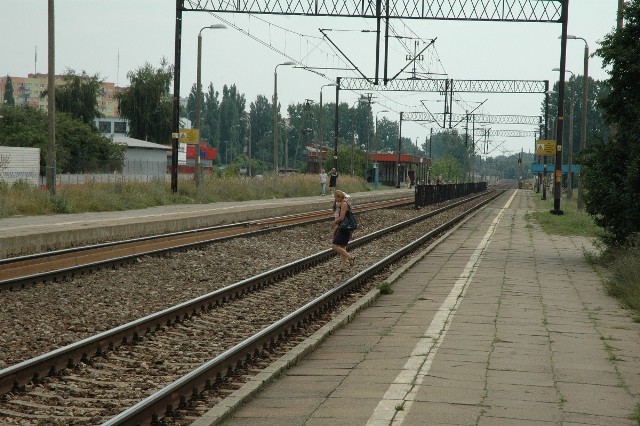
196,24,226,186
374,110,388,188
553,67,575,200
241,112,251,177
428,128,433,184
319,83,337,147
566,35,589,211
273,61,295,174
350,98,366,176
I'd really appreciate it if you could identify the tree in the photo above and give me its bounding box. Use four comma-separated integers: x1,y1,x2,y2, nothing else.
185,81,222,150
431,155,465,183
3,76,15,106
544,77,611,164
185,83,198,124
581,0,640,246
249,95,274,169
218,84,246,166
115,59,173,144
374,117,399,153
0,104,124,174
42,69,104,125
203,83,222,149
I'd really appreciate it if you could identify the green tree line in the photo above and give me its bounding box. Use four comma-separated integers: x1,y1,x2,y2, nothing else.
1,57,572,185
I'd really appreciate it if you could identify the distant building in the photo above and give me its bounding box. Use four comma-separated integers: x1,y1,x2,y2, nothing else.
0,73,121,117
95,116,129,135
111,135,170,176
305,144,330,174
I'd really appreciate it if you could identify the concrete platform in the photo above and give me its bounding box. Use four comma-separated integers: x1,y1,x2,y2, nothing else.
0,189,412,258
193,189,640,426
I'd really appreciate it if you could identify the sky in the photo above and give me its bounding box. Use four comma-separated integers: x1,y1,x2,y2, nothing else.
3,0,619,158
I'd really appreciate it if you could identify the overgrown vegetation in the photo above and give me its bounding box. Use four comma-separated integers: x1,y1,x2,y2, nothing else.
377,283,394,295
580,1,640,247
595,241,640,323
578,1,640,322
0,173,369,218
531,196,640,323
530,197,602,238
0,104,125,174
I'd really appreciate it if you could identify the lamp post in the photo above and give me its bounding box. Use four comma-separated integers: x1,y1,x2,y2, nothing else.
567,35,589,211
351,100,357,176
553,67,575,200
428,128,433,184
374,110,388,188
350,98,366,176
397,112,403,188
241,112,251,177
319,83,337,147
551,4,570,216
196,24,226,186
273,61,295,174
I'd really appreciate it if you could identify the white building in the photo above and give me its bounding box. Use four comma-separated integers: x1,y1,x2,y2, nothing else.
111,135,170,176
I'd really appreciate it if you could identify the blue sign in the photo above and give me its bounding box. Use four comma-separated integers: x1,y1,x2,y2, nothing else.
530,163,580,174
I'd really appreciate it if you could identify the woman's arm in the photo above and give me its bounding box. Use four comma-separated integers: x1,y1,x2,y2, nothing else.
334,201,348,224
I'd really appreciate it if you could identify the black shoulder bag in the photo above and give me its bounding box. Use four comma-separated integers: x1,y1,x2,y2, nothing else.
339,208,358,230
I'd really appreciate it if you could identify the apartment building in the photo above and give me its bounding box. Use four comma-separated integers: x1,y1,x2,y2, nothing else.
0,73,120,117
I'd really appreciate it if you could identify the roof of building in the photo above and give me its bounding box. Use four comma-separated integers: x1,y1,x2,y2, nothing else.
111,135,171,151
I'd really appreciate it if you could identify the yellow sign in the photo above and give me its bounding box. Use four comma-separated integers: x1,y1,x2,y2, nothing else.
535,139,556,156
178,128,200,144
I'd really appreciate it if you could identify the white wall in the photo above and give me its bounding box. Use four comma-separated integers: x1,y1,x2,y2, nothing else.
0,146,40,185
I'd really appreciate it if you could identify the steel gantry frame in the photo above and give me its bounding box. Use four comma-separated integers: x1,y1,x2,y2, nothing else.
181,0,562,21
339,78,547,93
335,76,549,186
403,112,542,129
404,112,542,126
171,0,568,214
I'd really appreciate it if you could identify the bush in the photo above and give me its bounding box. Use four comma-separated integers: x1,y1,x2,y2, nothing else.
0,173,371,219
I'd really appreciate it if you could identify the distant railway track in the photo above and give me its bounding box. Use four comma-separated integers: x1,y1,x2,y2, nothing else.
0,189,508,425
0,197,413,291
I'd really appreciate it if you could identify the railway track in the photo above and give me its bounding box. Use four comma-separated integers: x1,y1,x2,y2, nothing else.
0,189,508,425
0,197,413,291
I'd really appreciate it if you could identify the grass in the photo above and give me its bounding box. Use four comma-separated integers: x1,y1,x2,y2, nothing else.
530,195,602,238
0,173,371,218
599,245,640,323
378,283,394,295
628,403,640,425
528,191,640,323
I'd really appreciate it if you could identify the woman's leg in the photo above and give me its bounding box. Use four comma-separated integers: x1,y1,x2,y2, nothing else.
332,244,354,261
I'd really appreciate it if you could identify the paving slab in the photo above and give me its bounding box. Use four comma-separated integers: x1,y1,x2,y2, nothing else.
194,190,640,426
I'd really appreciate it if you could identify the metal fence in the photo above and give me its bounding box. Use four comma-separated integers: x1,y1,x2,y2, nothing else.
414,182,488,208
36,160,177,186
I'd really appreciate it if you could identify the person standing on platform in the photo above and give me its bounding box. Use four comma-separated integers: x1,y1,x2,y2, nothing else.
319,169,327,196
331,190,355,271
328,168,338,194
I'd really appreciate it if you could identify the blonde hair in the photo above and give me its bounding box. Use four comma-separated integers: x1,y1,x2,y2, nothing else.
334,190,352,209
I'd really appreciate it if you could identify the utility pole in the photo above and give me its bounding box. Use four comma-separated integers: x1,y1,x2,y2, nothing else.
397,112,403,188
363,93,373,181
428,129,433,184
46,0,56,196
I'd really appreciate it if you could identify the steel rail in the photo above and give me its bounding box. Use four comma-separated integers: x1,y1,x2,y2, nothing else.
0,198,413,290
104,190,505,425
0,193,486,397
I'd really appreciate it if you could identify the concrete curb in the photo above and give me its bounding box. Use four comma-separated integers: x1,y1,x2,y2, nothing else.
0,190,412,258
192,201,485,425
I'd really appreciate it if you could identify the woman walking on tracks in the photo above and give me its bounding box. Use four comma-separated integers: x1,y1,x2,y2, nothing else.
331,190,356,271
